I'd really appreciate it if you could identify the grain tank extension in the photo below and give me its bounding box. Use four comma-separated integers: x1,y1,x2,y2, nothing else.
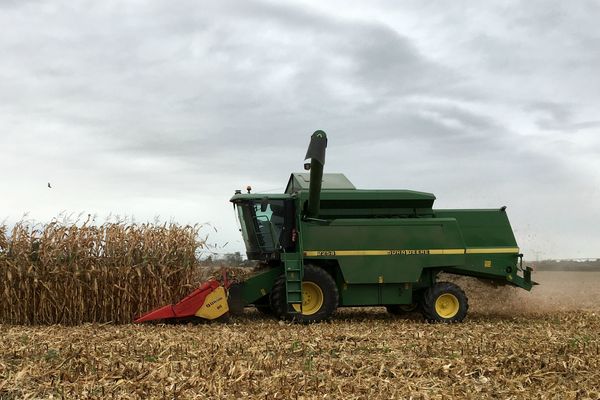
135,130,535,324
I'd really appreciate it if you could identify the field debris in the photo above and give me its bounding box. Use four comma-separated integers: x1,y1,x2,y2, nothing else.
0,310,598,399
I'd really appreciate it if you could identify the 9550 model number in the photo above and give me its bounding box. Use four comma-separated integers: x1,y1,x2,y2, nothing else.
314,250,336,256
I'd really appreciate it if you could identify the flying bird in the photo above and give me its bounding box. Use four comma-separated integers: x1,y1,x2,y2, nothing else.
47,182,52,188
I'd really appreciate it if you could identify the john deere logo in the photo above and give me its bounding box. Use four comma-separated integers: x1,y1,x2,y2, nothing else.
388,250,430,255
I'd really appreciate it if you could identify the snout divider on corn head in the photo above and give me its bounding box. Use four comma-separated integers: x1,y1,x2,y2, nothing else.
134,271,232,322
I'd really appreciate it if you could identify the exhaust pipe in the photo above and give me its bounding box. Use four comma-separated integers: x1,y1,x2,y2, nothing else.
304,130,328,218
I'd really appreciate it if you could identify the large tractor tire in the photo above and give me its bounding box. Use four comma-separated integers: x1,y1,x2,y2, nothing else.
270,265,339,323
421,282,468,323
269,274,288,320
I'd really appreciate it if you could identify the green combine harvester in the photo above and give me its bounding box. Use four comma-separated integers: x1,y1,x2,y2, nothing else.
135,130,535,324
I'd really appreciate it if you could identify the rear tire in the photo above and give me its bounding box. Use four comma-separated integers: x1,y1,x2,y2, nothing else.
421,282,468,323
271,265,338,323
269,274,288,319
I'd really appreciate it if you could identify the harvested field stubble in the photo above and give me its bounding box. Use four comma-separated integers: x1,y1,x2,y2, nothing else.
0,217,207,325
0,311,598,399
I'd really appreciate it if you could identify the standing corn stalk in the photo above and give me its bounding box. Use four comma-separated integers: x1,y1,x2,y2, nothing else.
0,216,205,325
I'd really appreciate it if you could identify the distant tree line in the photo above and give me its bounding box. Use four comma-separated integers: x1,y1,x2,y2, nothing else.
200,252,257,267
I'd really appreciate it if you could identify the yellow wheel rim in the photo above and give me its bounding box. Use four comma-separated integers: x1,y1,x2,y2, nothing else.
292,282,324,315
435,293,460,318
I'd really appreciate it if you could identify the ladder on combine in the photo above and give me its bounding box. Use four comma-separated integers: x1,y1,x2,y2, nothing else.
282,252,303,315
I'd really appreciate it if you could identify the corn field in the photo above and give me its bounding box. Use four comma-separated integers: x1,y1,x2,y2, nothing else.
0,310,598,399
0,217,205,325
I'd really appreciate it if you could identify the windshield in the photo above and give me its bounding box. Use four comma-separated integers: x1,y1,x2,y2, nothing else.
236,199,287,257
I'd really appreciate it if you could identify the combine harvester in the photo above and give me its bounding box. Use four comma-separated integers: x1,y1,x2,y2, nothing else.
135,131,535,324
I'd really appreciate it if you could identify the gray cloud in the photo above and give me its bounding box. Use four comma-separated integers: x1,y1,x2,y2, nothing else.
1,0,599,258
527,102,600,132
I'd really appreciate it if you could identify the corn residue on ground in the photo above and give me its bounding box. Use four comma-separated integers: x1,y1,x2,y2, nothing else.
0,310,598,399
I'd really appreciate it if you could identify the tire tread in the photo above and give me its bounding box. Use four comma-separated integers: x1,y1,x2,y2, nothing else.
270,265,338,323
421,281,469,323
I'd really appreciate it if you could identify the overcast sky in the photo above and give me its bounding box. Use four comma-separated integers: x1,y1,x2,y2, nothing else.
1,0,599,259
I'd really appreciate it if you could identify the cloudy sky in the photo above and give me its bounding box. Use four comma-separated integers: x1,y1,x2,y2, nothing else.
1,0,599,259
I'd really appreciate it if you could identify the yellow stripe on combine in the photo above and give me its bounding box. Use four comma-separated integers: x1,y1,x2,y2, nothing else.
465,247,520,254
428,249,467,255
328,250,389,256
303,247,519,257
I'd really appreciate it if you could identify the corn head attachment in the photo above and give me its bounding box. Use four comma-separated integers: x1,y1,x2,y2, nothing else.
134,278,230,323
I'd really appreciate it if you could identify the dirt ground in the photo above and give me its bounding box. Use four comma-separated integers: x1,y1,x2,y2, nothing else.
0,271,598,399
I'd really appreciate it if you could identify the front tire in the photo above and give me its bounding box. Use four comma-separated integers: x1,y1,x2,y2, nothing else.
270,265,338,323
421,282,468,323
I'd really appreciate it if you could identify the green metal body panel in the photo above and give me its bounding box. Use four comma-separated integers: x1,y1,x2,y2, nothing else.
435,209,517,248
230,193,291,202
337,283,414,306
237,267,281,304
301,217,465,283
434,209,521,283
